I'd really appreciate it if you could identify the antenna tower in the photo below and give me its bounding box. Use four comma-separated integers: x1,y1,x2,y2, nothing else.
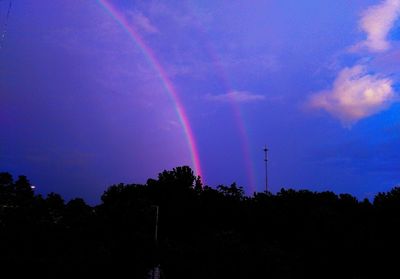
263,145,268,192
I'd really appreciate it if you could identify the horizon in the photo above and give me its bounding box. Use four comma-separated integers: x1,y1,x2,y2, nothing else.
2,165,397,206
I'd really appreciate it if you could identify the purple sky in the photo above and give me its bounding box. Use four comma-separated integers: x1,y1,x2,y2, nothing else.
1,0,399,203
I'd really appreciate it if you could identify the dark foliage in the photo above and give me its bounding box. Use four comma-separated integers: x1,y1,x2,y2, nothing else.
0,167,399,278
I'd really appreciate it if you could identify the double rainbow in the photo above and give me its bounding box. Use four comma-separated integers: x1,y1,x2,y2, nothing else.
97,1,258,192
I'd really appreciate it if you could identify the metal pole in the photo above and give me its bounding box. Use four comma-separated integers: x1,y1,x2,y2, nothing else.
154,205,159,245
151,205,160,279
264,145,268,192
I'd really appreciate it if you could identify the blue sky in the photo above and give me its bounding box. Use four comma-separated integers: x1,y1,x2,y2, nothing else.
0,0,399,202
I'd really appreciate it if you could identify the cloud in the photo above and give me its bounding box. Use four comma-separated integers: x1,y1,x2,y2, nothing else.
354,0,400,52
128,11,158,34
311,1,400,125
309,65,397,125
206,91,266,103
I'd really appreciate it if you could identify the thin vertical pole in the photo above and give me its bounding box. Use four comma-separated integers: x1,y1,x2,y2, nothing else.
154,205,159,245
151,205,160,279
264,145,268,192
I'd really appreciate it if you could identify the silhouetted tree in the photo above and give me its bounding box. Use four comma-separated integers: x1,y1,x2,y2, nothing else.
0,172,13,204
14,175,34,204
2,166,400,278
217,183,244,200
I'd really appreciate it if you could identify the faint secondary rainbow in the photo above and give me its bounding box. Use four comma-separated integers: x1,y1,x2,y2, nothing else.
186,5,257,193
97,0,203,180
205,43,257,193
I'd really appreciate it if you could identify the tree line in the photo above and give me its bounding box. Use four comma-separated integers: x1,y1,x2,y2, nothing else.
0,166,399,278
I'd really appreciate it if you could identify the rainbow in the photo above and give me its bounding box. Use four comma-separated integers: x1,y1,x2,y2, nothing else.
96,0,203,180
187,8,257,193
206,48,257,193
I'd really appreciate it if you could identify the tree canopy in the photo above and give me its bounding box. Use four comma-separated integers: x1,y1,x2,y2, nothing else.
0,168,399,278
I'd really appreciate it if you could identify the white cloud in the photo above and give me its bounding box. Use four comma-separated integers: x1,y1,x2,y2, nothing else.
309,65,397,125
128,11,158,34
355,0,400,52
206,91,265,103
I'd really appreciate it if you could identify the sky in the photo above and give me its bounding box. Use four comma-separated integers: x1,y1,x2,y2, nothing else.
0,0,399,203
